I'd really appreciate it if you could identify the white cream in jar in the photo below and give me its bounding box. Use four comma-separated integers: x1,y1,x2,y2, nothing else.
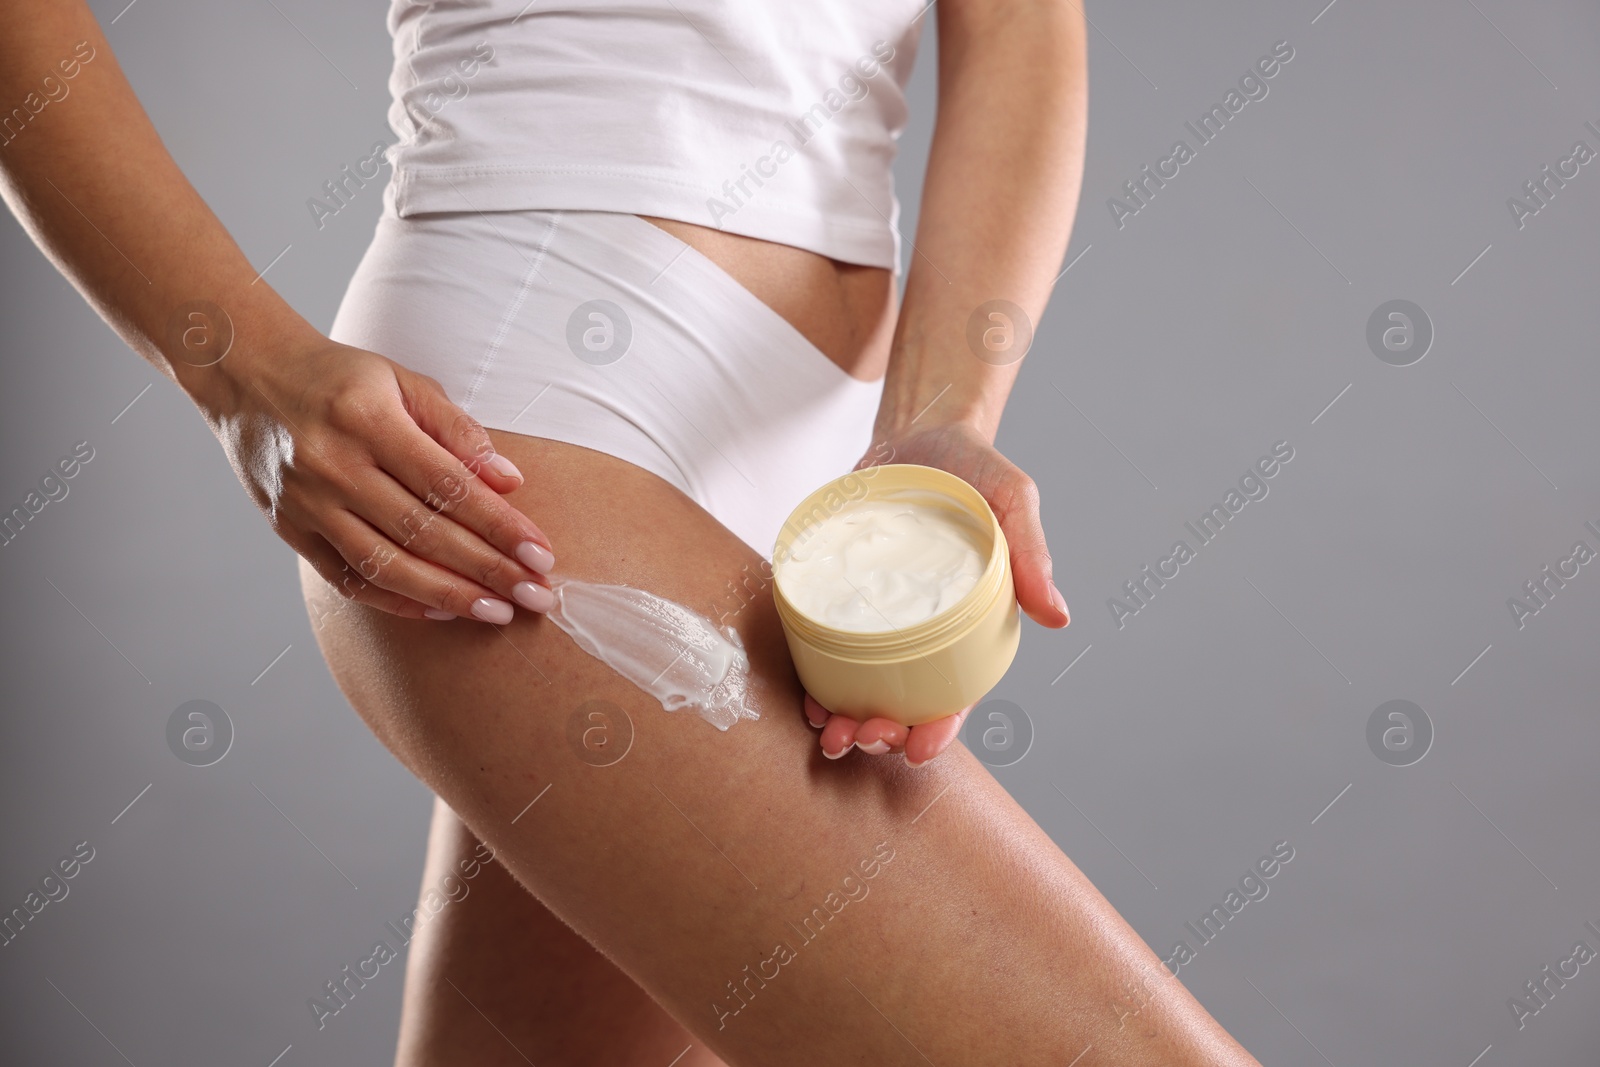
775,495,989,633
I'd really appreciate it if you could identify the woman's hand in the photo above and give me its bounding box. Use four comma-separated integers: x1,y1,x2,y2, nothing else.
0,0,546,622
805,421,1069,765
201,335,556,623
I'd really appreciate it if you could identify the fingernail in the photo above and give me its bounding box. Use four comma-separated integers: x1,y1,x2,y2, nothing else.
516,540,556,573
512,581,555,613
823,742,853,760
805,710,829,729
905,753,930,769
1049,579,1070,620
470,597,514,624
857,739,891,756
423,608,456,621
485,451,523,482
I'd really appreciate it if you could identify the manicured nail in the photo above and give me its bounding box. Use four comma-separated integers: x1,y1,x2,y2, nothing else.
470,597,514,624
423,608,456,621
824,742,852,760
516,540,555,573
905,753,930,769
857,739,891,756
805,709,829,729
1049,579,1070,621
512,581,555,613
485,451,523,482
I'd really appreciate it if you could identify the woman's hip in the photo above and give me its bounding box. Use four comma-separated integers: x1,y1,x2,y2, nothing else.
329,207,884,555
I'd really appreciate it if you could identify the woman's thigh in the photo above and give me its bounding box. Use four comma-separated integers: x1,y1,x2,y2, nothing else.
303,431,1256,1067
393,797,727,1067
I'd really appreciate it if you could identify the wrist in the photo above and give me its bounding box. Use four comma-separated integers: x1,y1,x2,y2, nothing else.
875,330,1014,445
167,301,323,420
875,382,1001,445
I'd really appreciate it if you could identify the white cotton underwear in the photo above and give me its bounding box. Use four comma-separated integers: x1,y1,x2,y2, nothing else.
328,207,884,555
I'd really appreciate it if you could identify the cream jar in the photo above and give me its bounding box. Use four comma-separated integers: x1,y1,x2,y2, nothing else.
771,464,1020,726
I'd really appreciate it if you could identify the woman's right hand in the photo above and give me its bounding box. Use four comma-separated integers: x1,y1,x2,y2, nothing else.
198,334,556,623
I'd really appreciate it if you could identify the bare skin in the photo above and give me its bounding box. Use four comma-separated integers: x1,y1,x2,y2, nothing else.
395,797,734,1066
2,0,1262,1063
303,430,1260,1067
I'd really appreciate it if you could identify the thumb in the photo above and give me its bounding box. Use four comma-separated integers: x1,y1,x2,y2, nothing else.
397,369,524,494
992,472,1069,628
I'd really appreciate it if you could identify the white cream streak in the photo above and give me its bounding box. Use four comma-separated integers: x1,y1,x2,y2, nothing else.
545,577,759,731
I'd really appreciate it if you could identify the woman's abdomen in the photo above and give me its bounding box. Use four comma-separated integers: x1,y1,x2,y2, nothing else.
640,216,895,383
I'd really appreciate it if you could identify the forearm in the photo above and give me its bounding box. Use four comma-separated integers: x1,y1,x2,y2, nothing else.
0,0,319,418
879,0,1087,443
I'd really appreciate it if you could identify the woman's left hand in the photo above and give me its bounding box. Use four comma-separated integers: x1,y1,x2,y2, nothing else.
805,421,1070,765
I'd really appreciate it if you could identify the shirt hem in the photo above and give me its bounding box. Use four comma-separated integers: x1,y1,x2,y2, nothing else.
389,167,899,270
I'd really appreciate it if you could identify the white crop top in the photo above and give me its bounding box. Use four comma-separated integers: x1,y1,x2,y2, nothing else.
383,0,927,270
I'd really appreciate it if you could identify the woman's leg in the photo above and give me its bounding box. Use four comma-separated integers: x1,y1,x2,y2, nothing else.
303,432,1259,1067
393,798,727,1066
322,206,888,1067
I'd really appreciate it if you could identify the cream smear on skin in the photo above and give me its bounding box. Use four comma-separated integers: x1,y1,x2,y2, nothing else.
546,577,758,731
777,497,988,633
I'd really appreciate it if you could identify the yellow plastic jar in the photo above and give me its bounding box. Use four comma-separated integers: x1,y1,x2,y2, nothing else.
771,464,1020,727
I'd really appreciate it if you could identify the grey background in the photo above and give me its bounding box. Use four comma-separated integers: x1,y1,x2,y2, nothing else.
3,1,1598,1064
